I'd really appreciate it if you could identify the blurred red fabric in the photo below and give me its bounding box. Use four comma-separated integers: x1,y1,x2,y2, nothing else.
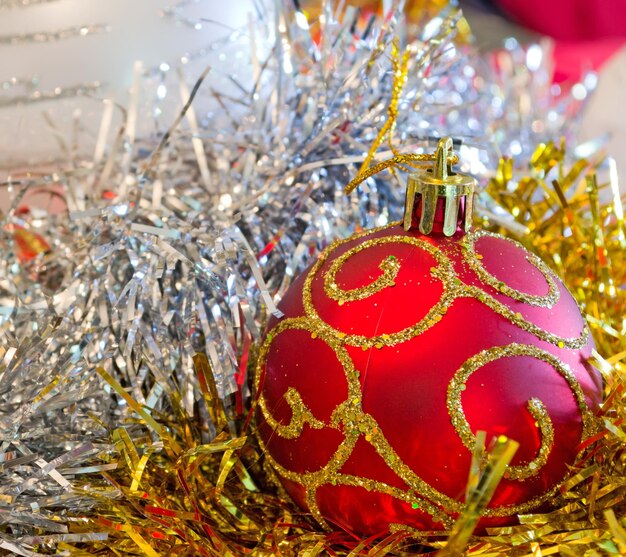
497,0,626,40
495,0,626,82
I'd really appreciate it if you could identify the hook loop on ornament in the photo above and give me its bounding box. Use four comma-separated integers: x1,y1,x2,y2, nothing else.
404,137,476,237
344,137,476,237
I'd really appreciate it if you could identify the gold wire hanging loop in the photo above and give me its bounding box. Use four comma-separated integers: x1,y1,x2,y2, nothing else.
344,151,460,195
343,40,459,195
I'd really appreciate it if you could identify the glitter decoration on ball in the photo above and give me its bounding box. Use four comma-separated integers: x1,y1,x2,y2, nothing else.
256,138,603,536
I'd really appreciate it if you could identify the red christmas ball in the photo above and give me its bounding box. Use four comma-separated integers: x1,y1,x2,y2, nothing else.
255,142,602,537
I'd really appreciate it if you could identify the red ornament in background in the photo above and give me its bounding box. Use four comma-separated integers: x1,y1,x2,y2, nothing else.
255,139,602,536
495,0,626,83
7,222,50,263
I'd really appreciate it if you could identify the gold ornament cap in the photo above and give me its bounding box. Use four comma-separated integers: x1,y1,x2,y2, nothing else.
403,137,476,236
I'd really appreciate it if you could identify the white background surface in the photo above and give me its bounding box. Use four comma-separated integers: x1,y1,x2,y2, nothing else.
1,1,625,186
0,0,253,169
0,0,251,94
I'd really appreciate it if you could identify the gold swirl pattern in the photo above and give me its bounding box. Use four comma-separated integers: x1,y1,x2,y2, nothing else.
257,385,325,439
257,223,597,529
256,316,451,529
446,344,594,482
324,246,401,304
302,224,588,350
509,398,553,480
461,230,560,307
305,233,456,349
